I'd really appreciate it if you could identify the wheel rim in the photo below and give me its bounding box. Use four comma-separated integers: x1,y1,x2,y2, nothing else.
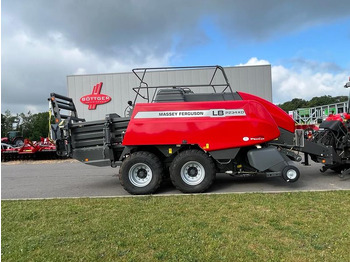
129,163,153,187
180,161,205,185
286,169,297,180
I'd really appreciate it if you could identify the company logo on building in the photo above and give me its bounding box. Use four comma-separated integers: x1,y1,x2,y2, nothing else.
80,82,111,110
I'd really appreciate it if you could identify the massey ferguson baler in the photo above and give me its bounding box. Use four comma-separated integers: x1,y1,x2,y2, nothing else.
49,66,344,195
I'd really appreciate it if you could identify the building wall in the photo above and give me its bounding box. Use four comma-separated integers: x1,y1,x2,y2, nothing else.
67,65,272,121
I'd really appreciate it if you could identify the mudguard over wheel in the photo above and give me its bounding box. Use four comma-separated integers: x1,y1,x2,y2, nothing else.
119,151,163,195
170,149,216,193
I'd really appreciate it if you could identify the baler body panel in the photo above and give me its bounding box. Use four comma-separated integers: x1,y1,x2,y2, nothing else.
123,100,280,151
238,92,295,133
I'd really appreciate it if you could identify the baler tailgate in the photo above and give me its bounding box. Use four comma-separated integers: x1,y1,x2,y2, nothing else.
69,115,130,166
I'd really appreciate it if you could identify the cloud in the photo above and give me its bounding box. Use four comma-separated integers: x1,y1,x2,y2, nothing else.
272,65,348,104
3,0,349,59
243,58,349,104
237,57,270,66
2,0,350,113
2,0,202,62
1,29,172,114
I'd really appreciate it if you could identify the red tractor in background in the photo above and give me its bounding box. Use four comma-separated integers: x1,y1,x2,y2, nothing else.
1,131,24,147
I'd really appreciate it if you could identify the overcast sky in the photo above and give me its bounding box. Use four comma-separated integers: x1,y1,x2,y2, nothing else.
2,0,350,114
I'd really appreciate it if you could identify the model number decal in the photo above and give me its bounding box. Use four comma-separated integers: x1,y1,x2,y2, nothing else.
134,109,246,119
211,109,246,117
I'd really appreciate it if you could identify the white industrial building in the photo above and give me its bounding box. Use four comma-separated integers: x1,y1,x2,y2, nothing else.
67,65,272,121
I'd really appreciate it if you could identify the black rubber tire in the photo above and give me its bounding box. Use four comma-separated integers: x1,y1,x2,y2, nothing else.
170,149,216,193
281,165,300,183
119,151,163,195
13,137,24,147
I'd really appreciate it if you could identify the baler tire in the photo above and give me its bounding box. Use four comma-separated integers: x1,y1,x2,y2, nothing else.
170,149,216,193
119,151,163,195
281,165,300,183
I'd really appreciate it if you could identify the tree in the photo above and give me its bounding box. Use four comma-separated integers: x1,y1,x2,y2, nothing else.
31,112,51,140
18,111,34,139
307,96,334,108
278,96,348,113
306,95,347,108
278,98,307,112
1,110,19,137
2,111,51,141
18,111,51,141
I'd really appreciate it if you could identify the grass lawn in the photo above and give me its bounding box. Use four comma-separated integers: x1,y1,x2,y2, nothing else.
2,191,350,261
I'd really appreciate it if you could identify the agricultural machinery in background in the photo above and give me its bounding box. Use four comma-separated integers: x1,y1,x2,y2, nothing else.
309,78,350,176
1,137,58,162
1,113,62,161
1,130,24,147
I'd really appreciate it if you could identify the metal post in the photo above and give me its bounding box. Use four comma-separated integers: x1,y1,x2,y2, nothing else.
303,153,310,166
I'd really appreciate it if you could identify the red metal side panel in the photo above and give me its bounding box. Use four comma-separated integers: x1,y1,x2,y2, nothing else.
123,100,280,151
238,92,295,133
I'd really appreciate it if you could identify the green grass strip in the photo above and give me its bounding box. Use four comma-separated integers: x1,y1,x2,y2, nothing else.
2,191,350,261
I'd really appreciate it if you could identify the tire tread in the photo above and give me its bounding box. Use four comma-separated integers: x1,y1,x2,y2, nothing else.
170,149,216,193
119,151,163,195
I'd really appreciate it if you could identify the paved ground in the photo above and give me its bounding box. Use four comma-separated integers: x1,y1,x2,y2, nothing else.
1,159,349,199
